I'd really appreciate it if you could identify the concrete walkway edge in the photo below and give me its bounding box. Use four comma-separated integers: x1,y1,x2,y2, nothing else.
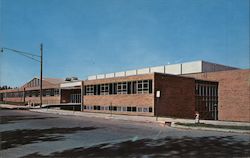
171,123,250,134
29,108,250,134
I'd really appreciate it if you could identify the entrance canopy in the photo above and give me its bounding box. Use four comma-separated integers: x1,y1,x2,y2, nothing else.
60,81,82,89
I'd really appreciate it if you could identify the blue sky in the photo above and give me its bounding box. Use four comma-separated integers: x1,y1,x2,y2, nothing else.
0,0,249,87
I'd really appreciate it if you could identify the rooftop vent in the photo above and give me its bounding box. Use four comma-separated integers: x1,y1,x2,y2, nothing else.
65,77,78,81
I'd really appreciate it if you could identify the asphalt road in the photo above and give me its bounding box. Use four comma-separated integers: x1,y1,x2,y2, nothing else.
0,109,249,158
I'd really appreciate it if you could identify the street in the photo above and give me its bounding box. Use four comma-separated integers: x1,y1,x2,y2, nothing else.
0,109,249,158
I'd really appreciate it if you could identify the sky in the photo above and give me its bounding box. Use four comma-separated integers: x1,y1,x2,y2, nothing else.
0,0,249,87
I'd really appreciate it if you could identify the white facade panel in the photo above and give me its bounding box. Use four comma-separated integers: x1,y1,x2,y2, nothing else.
202,61,215,72
105,73,115,78
88,75,97,80
97,74,105,79
126,70,137,76
165,64,182,75
137,68,150,74
182,61,202,74
150,66,165,73
115,71,125,77
60,81,82,88
202,61,237,72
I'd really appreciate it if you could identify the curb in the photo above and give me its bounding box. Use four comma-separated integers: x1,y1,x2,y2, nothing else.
171,123,250,134
29,109,250,134
29,109,158,124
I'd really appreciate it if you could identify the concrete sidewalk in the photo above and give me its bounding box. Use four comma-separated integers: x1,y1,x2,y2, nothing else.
29,108,250,134
30,108,158,123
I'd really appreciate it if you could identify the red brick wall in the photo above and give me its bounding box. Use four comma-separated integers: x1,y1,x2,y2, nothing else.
83,74,155,116
25,96,60,105
84,94,154,116
183,69,250,122
84,94,154,107
154,73,196,119
3,97,24,103
1,88,25,103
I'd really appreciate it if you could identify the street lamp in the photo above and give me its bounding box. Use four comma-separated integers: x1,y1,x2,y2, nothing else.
1,44,43,107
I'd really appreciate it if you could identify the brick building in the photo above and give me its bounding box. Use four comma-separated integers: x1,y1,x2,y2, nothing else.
0,77,64,105
0,60,249,122
183,69,249,122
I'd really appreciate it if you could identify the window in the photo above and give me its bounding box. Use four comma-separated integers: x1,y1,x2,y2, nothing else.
54,89,59,96
32,91,36,97
127,107,132,112
132,107,137,112
94,85,100,95
86,85,95,95
137,80,150,94
34,91,39,97
143,80,149,92
45,89,51,96
94,105,101,110
117,107,122,111
109,83,113,94
143,108,148,112
149,80,153,93
127,82,132,94
105,106,109,111
100,84,109,95
100,106,104,110
132,81,137,94
83,80,152,96
149,107,153,113
138,107,142,112
137,81,143,93
117,82,127,94
122,107,127,111
50,89,54,96
108,106,117,111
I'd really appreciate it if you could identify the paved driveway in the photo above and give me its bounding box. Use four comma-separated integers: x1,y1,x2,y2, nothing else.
0,110,249,157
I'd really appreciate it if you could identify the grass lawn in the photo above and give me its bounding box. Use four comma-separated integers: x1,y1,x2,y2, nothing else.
175,122,250,131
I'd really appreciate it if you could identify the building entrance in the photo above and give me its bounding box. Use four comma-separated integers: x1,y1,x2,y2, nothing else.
70,94,81,103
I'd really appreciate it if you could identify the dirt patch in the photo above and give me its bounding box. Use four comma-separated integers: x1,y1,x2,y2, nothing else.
22,136,250,158
1,127,99,150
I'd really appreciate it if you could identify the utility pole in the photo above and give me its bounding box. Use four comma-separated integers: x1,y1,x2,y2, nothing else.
1,44,43,107
40,43,43,107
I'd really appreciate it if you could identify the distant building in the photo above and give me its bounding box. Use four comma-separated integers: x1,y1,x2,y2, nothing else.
0,77,64,105
0,60,249,122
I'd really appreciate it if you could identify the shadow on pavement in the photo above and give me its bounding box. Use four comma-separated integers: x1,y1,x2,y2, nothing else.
1,127,99,150
22,136,250,158
0,115,57,124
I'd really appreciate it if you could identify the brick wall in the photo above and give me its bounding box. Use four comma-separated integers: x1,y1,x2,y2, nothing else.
183,69,250,122
83,74,155,116
84,94,154,107
25,96,60,105
154,73,196,119
3,97,25,103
